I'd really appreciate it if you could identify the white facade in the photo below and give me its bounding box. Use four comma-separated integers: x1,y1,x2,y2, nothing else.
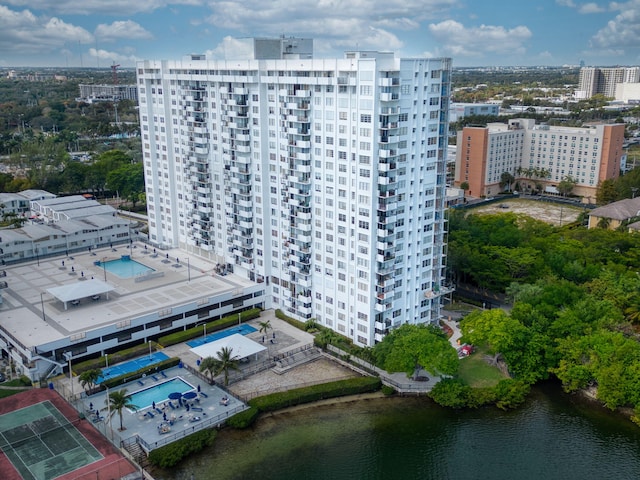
449,102,499,122
137,49,451,346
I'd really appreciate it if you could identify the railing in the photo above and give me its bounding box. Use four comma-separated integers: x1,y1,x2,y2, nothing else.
132,403,247,452
237,375,360,402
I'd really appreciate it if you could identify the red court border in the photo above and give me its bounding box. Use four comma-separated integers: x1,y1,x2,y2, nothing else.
0,388,138,480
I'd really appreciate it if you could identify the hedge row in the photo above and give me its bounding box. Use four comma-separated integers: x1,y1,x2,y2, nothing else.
226,406,260,429
73,342,160,375
274,309,306,330
100,357,181,390
158,308,262,347
147,429,217,469
248,377,381,412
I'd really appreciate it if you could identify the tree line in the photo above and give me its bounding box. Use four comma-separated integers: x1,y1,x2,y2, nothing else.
446,210,640,420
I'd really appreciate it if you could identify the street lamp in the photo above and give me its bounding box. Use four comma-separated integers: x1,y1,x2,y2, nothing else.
102,257,107,282
40,292,46,323
64,352,73,400
148,340,152,360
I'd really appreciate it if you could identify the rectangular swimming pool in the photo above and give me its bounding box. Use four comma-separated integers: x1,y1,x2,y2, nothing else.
187,324,257,348
95,256,154,279
128,377,195,410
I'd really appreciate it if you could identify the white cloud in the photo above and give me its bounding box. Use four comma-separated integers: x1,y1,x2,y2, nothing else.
428,20,532,57
3,0,203,15
590,5,640,48
0,6,93,54
88,47,141,66
579,2,606,13
202,0,455,52
556,0,576,6
205,37,255,60
95,21,153,42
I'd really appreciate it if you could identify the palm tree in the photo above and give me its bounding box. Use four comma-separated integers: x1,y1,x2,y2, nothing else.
258,320,272,340
105,389,138,431
199,347,240,386
199,356,219,382
78,369,101,394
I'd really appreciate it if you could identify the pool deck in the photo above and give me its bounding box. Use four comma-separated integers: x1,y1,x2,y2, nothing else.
0,243,255,347
59,310,317,450
84,365,246,451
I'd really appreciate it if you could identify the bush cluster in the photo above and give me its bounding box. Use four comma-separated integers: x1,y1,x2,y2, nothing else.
147,429,217,469
274,309,306,330
226,406,260,429
429,378,530,410
158,308,261,347
248,377,381,412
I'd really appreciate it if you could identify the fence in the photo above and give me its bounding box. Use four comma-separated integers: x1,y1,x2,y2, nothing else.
325,345,437,394
128,403,247,452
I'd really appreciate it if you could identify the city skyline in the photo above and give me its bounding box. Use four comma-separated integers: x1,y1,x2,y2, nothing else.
1,0,640,68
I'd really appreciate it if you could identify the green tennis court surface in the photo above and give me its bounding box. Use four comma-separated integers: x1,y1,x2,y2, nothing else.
0,401,102,480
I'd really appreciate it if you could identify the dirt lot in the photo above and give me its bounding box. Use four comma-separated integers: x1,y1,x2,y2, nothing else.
469,198,585,226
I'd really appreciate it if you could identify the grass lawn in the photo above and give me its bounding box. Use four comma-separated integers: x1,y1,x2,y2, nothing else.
458,347,507,388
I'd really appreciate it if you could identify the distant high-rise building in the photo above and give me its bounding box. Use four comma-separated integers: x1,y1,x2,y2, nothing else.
454,118,625,202
578,66,640,99
137,40,452,346
77,84,138,103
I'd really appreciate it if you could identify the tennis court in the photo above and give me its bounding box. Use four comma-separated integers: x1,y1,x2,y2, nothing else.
0,401,102,480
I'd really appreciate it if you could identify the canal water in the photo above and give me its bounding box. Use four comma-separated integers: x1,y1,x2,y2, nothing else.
154,382,640,480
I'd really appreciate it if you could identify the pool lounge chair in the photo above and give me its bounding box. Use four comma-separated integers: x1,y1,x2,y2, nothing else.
199,392,208,398
155,407,163,414
168,401,176,410
145,411,155,419
160,371,168,378
138,380,145,386
191,406,203,412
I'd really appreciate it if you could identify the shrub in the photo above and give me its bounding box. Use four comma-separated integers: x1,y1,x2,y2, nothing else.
381,385,395,396
429,378,472,409
226,406,259,429
493,379,530,410
148,429,216,468
275,309,306,330
249,377,381,412
158,308,262,347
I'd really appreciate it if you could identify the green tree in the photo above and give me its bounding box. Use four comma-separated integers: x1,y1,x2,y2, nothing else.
105,389,138,431
78,369,101,394
258,320,272,339
373,324,458,378
106,162,144,209
500,172,515,192
557,176,577,197
199,347,240,386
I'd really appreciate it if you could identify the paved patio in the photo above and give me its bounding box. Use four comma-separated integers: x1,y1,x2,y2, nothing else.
82,366,246,451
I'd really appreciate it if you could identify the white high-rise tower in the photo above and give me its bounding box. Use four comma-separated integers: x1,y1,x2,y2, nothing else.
137,39,451,346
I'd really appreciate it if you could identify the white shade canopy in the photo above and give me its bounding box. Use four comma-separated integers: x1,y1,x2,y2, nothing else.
189,333,266,361
47,279,114,309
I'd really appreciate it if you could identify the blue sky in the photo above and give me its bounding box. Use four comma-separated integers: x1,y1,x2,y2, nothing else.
1,0,640,68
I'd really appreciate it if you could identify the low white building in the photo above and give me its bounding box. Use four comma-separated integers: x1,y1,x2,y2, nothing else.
0,215,130,263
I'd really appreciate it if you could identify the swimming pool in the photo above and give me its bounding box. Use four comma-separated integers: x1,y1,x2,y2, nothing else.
96,352,169,384
187,324,257,348
94,256,154,279
128,377,195,410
